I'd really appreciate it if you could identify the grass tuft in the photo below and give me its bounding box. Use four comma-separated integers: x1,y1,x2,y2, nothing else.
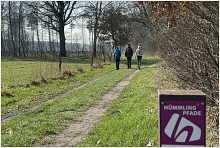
94,60,104,68
31,80,40,86
1,91,14,97
41,77,48,83
62,70,73,76
88,66,94,71
25,83,30,88
7,84,16,89
75,67,84,73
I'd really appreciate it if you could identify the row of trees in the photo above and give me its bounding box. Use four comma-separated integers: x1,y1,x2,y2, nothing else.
1,1,134,60
1,1,80,57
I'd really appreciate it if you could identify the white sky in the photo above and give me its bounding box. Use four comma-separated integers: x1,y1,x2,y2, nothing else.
64,24,90,44
23,20,90,44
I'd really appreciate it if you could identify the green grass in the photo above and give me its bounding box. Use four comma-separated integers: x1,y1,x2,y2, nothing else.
1,56,91,88
1,56,162,147
1,64,137,146
1,56,218,147
1,64,115,116
77,61,160,147
1,56,115,116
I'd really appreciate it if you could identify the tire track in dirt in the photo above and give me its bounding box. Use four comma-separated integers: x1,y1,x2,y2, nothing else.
1,70,115,124
42,69,140,147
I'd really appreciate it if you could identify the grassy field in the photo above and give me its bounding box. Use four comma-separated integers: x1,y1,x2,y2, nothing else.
1,57,115,116
1,67,135,146
1,56,161,146
2,56,217,147
1,56,92,88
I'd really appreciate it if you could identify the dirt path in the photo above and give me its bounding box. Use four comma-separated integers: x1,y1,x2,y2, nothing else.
42,69,140,147
1,70,115,123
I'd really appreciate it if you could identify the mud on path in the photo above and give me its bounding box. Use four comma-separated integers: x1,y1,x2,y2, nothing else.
42,69,140,147
1,70,115,124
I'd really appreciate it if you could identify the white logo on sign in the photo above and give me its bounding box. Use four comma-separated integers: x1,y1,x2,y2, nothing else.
164,113,201,142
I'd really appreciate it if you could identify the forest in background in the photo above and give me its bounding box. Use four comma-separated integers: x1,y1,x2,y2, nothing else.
1,1,219,136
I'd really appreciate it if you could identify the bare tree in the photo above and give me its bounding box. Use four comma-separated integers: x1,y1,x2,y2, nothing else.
1,1,8,55
146,1,219,105
83,1,113,66
27,1,77,57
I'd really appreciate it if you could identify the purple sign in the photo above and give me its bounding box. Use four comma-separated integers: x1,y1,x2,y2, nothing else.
158,90,206,147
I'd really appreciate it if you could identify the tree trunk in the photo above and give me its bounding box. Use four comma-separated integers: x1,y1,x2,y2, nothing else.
18,2,21,56
31,25,35,56
9,1,17,57
48,25,52,56
59,54,62,72
21,25,26,57
1,31,5,55
56,31,59,55
41,23,44,57
36,24,40,56
91,54,94,67
71,28,73,52
58,2,67,57
59,27,66,57
1,23,6,55
51,27,55,57
81,20,85,59
93,15,98,58
7,25,11,55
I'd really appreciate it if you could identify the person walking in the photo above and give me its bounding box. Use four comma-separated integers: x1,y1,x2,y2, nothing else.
125,44,133,69
136,45,143,69
114,46,121,70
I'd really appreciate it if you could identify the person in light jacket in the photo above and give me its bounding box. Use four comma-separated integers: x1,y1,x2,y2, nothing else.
136,46,143,69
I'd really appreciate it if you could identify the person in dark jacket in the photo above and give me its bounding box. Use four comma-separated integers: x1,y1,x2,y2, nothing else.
125,44,133,69
114,47,121,70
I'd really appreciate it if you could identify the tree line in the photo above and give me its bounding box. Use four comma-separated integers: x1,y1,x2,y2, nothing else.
1,1,133,59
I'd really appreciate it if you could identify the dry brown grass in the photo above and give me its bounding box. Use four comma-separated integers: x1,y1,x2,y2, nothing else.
93,60,104,68
75,67,84,73
88,66,95,71
206,106,219,147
